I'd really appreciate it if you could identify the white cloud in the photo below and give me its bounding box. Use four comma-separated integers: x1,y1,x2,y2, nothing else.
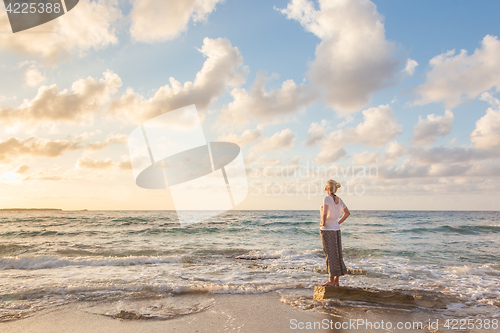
109,37,246,122
0,95,16,103
353,151,379,165
313,105,401,164
253,128,296,152
0,136,82,162
415,35,500,108
411,110,454,146
403,58,418,76
0,0,121,63
279,0,398,113
218,127,263,146
471,98,500,151
382,141,407,164
76,155,131,171
24,67,46,87
255,155,282,167
85,133,128,151
313,147,347,164
408,146,496,165
306,120,328,146
77,156,115,170
289,155,301,166
479,91,500,108
378,162,465,179
130,0,223,43
0,70,122,127
218,71,317,125
322,104,402,148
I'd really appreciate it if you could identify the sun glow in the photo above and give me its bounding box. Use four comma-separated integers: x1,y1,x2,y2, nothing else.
0,172,22,184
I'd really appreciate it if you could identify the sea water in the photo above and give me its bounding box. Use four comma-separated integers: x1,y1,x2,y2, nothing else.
0,210,499,321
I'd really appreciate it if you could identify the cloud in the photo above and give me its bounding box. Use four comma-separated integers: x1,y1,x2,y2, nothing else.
415,35,500,108
0,95,16,103
478,91,500,108
0,137,82,162
323,105,402,148
130,0,224,43
255,155,282,167
403,59,418,76
306,120,329,146
85,133,128,151
24,67,46,87
289,155,301,166
77,156,115,170
109,37,246,122
218,71,317,124
218,127,263,147
279,0,399,113
376,154,500,180
409,145,497,166
0,0,121,63
411,110,454,146
14,164,30,174
0,70,121,127
377,162,468,179
117,156,132,170
471,105,500,151
353,151,379,165
382,141,407,164
356,138,500,180
313,105,401,164
313,147,347,164
253,128,296,152
77,155,131,171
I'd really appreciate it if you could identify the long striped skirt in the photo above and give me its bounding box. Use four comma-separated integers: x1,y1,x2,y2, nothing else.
320,230,347,277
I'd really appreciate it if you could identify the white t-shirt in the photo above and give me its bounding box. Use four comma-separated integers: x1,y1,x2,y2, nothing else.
320,196,347,231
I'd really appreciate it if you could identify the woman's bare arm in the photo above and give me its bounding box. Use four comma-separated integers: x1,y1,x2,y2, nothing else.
338,207,350,225
320,205,329,227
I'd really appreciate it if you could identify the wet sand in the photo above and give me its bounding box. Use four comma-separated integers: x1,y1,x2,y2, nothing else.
0,290,456,333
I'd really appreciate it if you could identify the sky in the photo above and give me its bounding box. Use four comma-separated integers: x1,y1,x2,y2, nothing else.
1,0,500,211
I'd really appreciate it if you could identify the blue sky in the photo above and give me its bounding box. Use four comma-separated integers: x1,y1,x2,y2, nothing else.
1,0,500,211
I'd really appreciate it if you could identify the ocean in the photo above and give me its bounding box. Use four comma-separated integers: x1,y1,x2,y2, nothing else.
1,210,499,322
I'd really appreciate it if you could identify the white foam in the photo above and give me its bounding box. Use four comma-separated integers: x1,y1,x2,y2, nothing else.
236,249,319,261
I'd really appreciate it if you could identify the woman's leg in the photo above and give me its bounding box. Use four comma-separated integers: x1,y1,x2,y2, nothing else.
333,276,339,286
329,231,346,286
320,231,335,286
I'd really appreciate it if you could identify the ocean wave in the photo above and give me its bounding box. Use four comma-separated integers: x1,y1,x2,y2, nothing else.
235,249,321,261
0,255,181,270
0,244,34,256
410,225,500,235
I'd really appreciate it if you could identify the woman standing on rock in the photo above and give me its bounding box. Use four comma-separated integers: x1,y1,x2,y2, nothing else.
320,179,350,287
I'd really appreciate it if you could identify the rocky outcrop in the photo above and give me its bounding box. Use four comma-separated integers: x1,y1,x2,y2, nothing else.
313,286,453,309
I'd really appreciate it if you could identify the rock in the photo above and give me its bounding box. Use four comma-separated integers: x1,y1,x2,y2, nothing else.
313,286,450,309
347,268,367,275
113,310,144,320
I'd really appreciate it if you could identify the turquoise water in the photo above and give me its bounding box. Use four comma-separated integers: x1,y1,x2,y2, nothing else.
0,210,499,320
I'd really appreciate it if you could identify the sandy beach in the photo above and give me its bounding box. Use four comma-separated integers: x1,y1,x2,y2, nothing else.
1,289,458,333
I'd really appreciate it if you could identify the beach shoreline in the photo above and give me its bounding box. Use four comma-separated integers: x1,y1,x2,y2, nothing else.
0,290,459,333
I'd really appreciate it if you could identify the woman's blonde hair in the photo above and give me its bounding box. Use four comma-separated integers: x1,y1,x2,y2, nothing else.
326,179,341,196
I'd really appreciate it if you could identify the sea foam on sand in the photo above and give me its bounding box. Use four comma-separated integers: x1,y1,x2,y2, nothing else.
1,290,468,333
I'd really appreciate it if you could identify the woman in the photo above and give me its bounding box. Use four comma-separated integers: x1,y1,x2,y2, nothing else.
320,179,350,287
